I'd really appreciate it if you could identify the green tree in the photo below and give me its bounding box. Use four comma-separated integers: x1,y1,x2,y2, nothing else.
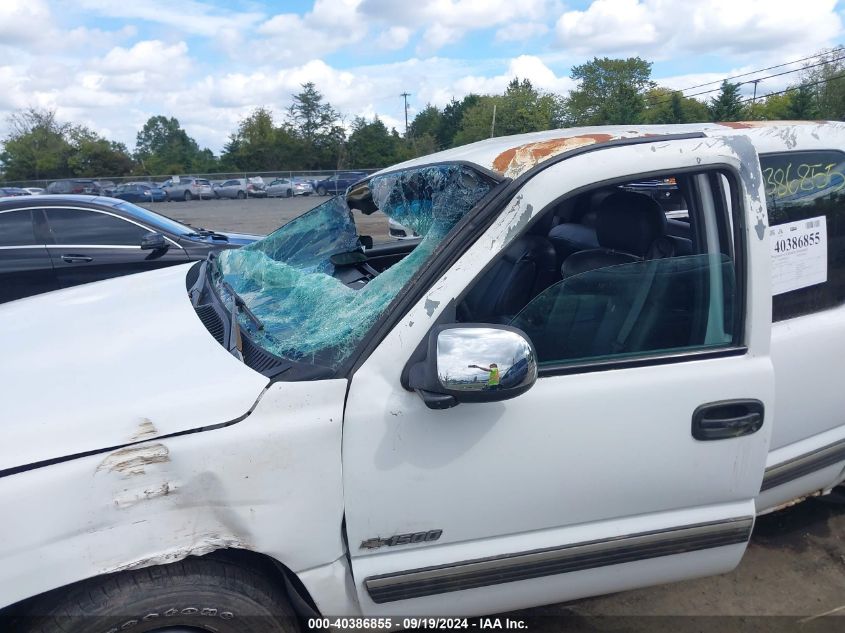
641,88,709,123
0,108,72,181
67,127,134,177
286,82,345,169
452,79,561,145
453,96,499,146
708,81,746,122
134,115,212,175
408,104,443,143
564,57,655,125
439,95,479,148
347,116,401,168
801,46,845,121
221,107,285,171
495,79,563,135
787,84,820,119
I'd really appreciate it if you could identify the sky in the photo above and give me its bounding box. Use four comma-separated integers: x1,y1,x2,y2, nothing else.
0,0,843,154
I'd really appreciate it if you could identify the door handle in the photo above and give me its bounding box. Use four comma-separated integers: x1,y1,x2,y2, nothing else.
61,255,93,263
692,399,764,441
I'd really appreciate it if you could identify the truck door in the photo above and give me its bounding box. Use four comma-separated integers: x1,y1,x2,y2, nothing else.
343,135,773,616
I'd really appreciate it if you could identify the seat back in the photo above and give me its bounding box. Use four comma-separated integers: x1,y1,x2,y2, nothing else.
561,190,673,279
459,235,556,323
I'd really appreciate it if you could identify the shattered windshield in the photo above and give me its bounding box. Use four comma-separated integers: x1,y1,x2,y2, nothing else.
214,164,494,369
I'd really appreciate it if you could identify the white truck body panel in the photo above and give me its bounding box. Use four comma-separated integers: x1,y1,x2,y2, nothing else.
343,136,774,614
0,378,348,612
0,264,268,471
0,122,843,619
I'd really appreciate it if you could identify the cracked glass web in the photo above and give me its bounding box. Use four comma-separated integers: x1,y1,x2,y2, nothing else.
215,164,493,367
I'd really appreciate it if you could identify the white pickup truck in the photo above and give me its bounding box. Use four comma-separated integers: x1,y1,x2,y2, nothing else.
1,121,844,632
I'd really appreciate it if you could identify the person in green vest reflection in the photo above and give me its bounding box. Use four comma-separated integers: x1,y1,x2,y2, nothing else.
468,363,500,390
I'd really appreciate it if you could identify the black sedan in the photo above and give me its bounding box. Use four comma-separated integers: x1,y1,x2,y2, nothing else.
0,195,262,303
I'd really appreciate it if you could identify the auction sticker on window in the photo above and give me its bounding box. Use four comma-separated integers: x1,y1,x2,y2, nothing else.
770,215,827,295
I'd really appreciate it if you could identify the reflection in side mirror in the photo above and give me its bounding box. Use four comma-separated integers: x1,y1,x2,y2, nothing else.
140,232,167,251
408,325,538,410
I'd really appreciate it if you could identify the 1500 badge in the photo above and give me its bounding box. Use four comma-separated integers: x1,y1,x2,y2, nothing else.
360,529,443,550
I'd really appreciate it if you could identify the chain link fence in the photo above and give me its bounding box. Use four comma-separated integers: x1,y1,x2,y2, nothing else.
0,168,381,190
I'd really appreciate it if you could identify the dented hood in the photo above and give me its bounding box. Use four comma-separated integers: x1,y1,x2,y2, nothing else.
0,264,270,474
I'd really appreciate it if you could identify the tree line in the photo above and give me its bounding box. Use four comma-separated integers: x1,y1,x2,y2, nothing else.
2,48,843,182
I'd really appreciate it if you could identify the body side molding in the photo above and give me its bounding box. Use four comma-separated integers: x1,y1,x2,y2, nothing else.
364,517,753,604
761,438,845,491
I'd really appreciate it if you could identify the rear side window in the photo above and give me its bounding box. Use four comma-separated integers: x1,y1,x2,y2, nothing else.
0,210,37,246
761,151,845,321
45,208,149,246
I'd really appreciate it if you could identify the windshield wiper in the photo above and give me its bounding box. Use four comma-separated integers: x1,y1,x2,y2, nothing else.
185,227,228,240
222,281,264,332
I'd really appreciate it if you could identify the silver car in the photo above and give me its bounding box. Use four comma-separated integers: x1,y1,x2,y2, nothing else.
162,177,214,201
266,178,313,197
214,178,268,199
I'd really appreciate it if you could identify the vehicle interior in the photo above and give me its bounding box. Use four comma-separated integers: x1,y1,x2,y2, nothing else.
451,171,738,367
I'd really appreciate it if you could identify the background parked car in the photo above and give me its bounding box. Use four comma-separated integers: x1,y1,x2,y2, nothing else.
0,187,31,197
114,182,167,203
314,171,368,196
23,187,44,195
96,180,117,196
214,178,267,199
46,179,103,195
388,217,419,240
266,178,313,197
161,177,214,201
0,195,262,303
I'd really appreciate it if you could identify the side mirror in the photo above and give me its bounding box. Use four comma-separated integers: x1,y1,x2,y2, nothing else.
408,324,538,409
140,232,168,251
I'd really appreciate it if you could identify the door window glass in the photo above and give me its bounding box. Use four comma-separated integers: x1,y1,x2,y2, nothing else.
0,210,37,246
45,208,149,245
457,171,740,370
760,151,845,321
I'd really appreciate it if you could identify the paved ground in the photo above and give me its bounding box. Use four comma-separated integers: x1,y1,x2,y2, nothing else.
143,196,845,628
140,194,391,241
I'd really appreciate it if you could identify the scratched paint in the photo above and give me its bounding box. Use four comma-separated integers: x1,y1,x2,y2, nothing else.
96,444,170,476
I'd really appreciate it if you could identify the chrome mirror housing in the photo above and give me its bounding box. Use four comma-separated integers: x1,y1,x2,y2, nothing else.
407,324,538,409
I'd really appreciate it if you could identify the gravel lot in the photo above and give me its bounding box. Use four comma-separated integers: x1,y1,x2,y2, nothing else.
142,195,845,628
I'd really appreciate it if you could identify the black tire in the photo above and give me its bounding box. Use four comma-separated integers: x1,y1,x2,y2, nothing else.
285,189,293,198
23,556,299,633
237,191,246,199
316,186,326,196
183,190,193,201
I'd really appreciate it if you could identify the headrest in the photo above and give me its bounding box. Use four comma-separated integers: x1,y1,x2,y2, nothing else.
595,191,666,256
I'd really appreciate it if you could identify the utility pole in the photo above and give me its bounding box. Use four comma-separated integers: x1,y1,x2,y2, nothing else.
750,78,762,103
400,92,411,137
490,103,497,138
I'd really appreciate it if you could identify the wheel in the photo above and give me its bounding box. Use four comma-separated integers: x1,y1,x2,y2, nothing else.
237,191,246,199
23,556,299,633
317,186,326,196
184,190,193,201
285,189,293,198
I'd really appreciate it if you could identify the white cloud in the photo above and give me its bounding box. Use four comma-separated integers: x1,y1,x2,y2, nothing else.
376,26,413,50
0,0,51,46
556,0,843,58
361,0,555,52
450,55,575,97
495,22,549,43
74,0,263,37
98,41,191,76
